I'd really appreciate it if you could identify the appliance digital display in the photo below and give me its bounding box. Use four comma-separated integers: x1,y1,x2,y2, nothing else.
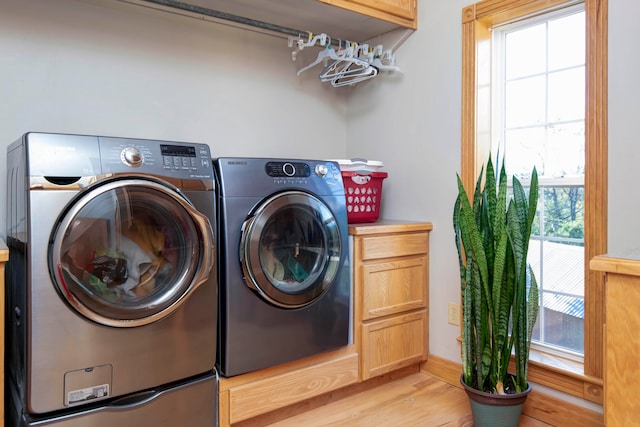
161,145,196,157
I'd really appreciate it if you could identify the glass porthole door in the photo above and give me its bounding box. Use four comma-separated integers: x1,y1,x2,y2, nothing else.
49,177,214,327
240,191,342,308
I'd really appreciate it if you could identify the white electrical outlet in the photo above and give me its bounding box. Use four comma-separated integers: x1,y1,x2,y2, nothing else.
448,302,460,326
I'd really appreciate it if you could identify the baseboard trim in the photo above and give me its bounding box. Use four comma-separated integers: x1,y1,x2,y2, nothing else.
421,355,604,427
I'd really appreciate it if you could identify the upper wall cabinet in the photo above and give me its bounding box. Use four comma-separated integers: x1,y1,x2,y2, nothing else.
316,0,417,30
133,0,417,43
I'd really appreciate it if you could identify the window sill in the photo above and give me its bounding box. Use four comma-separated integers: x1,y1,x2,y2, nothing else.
456,336,603,404
521,349,603,405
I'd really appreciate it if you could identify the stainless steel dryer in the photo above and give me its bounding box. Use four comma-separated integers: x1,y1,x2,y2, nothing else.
214,157,351,377
5,132,217,425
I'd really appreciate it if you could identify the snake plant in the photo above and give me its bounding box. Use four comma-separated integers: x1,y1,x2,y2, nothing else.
453,155,539,394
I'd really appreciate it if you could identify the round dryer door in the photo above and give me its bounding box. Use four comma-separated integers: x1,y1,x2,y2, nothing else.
240,190,343,308
49,177,214,327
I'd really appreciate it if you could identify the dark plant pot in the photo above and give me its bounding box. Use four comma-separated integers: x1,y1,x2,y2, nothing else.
460,375,531,427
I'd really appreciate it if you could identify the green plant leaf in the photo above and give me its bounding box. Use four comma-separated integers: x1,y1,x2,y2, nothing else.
524,265,540,390
453,156,539,395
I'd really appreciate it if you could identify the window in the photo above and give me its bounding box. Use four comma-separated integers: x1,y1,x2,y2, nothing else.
494,7,586,358
461,0,607,404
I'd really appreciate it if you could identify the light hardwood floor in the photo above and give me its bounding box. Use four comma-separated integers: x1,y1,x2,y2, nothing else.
236,369,551,427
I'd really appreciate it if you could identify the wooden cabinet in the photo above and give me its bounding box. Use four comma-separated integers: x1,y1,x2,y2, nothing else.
591,253,640,427
350,221,431,381
317,0,417,29
0,239,8,427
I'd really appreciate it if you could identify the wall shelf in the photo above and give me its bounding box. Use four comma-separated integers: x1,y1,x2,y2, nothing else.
118,0,416,50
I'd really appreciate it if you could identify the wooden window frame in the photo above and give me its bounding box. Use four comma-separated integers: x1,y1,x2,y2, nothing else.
461,0,607,404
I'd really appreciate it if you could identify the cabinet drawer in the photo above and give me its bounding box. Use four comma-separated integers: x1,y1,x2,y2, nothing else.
358,232,429,261
360,256,428,320
361,309,428,380
227,352,358,423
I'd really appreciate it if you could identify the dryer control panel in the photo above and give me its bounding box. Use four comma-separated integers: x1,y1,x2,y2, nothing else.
216,157,345,197
265,161,311,178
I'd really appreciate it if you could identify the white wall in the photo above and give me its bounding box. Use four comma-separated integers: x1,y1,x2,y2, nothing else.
2,0,639,399
608,0,640,254
346,0,468,364
0,0,349,231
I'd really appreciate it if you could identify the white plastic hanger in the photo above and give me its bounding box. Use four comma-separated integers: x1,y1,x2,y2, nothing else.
318,42,371,82
288,36,398,86
371,49,402,73
362,45,401,73
296,35,341,76
330,62,378,87
289,33,327,61
319,57,371,82
287,32,327,50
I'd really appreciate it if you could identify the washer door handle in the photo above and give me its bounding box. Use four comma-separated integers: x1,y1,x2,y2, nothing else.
182,201,215,292
239,216,259,292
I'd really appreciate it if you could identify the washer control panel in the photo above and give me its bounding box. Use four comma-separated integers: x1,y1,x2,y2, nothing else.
120,146,144,167
160,144,199,170
100,136,212,179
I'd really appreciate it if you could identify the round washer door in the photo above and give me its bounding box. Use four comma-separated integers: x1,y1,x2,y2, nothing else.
240,190,343,308
49,177,214,327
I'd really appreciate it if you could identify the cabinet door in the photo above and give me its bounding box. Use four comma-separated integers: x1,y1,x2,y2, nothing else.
605,273,640,426
361,309,428,380
350,0,415,20
360,256,428,321
318,0,417,29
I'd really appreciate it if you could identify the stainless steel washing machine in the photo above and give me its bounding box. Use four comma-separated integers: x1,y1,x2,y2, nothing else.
5,132,218,425
214,157,351,377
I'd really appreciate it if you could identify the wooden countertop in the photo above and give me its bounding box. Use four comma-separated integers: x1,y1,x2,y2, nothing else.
348,220,433,236
590,249,640,277
0,239,7,263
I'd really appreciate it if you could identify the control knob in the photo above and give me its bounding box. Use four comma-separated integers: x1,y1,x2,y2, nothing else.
282,162,296,177
315,164,328,178
121,146,143,167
